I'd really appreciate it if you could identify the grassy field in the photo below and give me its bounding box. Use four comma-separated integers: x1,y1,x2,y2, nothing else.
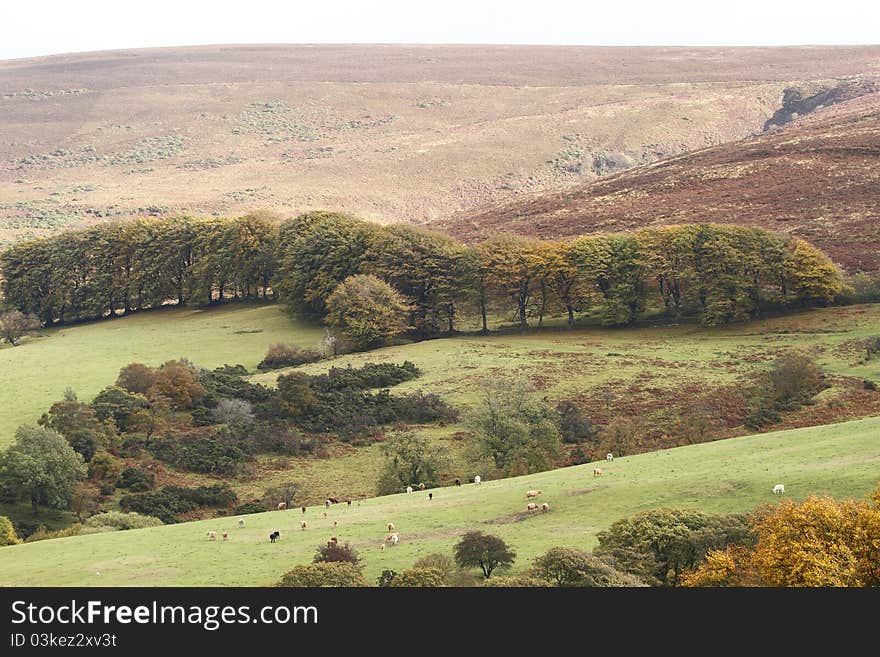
252,304,880,418
0,303,324,447
1,416,877,586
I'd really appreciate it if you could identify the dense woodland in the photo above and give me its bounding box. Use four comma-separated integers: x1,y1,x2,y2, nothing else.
1,212,844,335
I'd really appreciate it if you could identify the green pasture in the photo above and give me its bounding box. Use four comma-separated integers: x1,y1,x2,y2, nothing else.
1,416,877,586
0,303,324,446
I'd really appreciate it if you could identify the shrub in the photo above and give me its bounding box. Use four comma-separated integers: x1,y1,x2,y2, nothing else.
119,484,236,524
88,451,124,484
313,542,360,565
24,524,84,543
147,429,251,475
388,567,445,587
411,553,477,586
556,400,596,444
529,547,647,587
257,343,323,371
483,575,551,587
197,365,273,403
314,361,421,391
768,351,826,407
0,515,21,546
743,406,782,430
391,391,459,424
233,501,266,515
81,511,163,533
211,398,256,429
116,467,155,492
377,569,397,587
277,562,367,587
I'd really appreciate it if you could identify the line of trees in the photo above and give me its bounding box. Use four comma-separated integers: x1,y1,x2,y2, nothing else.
1,210,844,332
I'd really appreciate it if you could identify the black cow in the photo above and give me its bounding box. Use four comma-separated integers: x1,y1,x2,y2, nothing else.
269,531,280,543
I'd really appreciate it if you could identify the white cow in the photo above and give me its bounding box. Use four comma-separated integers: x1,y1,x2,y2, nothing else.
406,486,413,494
606,453,614,461
474,475,482,485
773,484,785,494
389,533,400,546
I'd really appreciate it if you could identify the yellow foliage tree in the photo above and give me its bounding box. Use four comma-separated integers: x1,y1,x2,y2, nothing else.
684,494,880,587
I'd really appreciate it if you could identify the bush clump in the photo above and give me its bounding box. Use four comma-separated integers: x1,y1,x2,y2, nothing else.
257,344,324,371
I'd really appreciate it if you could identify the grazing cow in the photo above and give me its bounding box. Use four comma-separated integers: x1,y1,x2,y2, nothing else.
238,519,245,528
300,521,308,530
347,500,352,507
527,503,539,512
387,522,395,532
606,453,614,461
389,533,400,546
380,543,386,552
333,520,338,529
541,503,550,513
428,492,433,501
324,500,331,508
474,475,482,485
222,532,228,541
525,489,542,499
406,486,413,494
418,483,425,491
455,478,461,487
328,537,338,547
207,531,217,541
593,468,603,477
301,506,307,514
269,531,280,543
328,497,340,504
773,484,785,494
277,501,287,511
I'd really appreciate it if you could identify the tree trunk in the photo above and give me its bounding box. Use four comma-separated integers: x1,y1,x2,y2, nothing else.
567,304,575,327
479,277,489,333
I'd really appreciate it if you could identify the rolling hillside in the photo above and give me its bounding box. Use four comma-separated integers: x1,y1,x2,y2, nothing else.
4,45,880,244
1,416,877,586
437,89,880,272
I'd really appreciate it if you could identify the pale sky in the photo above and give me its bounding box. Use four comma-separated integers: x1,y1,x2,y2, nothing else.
1,0,879,60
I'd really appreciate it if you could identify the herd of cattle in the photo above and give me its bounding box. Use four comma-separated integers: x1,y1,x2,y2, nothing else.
203,453,788,551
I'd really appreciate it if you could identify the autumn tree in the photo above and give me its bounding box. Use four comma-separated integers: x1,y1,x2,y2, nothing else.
784,238,844,306
0,515,21,546
0,310,41,346
479,234,543,332
115,363,157,395
684,495,880,587
273,212,380,316
453,531,516,579
537,241,584,327
364,225,473,336
149,360,206,410
324,274,411,349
